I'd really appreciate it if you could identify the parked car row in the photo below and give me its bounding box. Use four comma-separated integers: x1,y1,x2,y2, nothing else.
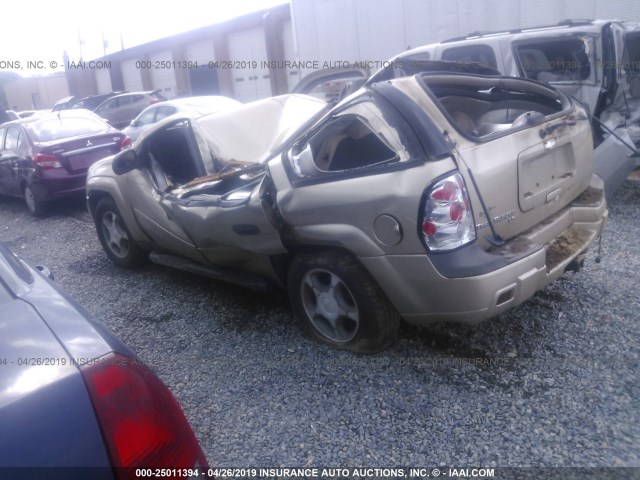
52,90,169,130
123,95,241,141
52,91,122,112
0,109,129,215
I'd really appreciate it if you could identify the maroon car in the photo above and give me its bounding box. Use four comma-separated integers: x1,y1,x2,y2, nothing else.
0,109,130,215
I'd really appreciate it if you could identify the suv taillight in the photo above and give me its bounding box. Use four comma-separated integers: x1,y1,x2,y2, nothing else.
33,153,62,169
421,172,476,251
81,353,207,478
120,136,132,149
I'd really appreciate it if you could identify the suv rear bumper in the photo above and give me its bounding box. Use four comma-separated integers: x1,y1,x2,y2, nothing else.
359,180,607,325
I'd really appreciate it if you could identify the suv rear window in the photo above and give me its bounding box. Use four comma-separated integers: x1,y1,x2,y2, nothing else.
515,38,592,83
441,44,498,69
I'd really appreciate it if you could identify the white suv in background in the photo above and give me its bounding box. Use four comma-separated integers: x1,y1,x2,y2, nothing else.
369,19,640,198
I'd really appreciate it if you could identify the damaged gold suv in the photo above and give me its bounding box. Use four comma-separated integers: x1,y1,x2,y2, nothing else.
87,70,607,353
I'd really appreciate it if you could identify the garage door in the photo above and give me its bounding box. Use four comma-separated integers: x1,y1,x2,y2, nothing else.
95,68,112,93
228,27,272,102
149,50,178,99
121,59,144,92
186,40,215,64
282,20,300,93
185,40,220,96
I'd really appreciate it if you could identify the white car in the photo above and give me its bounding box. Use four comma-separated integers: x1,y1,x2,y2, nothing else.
123,96,241,142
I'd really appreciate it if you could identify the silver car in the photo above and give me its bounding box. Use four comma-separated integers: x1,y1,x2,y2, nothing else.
87,71,607,353
94,91,166,130
123,96,241,142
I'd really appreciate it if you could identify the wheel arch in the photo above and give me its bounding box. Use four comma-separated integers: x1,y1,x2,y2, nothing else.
86,181,151,245
286,246,401,352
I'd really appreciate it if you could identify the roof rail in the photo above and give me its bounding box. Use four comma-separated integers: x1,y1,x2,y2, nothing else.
441,19,594,44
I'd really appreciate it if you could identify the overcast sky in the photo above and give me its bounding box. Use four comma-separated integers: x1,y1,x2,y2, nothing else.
2,0,288,75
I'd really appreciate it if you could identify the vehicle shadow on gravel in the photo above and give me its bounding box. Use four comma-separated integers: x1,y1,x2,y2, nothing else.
394,287,566,360
0,194,88,220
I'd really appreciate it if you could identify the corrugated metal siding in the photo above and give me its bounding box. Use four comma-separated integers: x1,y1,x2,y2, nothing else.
121,59,143,92
292,0,640,68
355,0,407,59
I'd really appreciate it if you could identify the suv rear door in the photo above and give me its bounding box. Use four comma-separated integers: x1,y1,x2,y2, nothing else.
417,74,594,243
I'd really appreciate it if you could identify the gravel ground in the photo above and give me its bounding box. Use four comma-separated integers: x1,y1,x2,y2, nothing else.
0,179,639,469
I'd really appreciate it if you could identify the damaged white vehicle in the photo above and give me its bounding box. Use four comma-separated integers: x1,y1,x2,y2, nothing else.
369,19,640,198
87,71,607,352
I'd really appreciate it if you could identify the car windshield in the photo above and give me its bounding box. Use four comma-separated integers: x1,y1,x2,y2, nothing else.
26,115,108,142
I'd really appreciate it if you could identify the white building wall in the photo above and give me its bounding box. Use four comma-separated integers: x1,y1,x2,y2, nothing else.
291,0,640,73
282,20,300,92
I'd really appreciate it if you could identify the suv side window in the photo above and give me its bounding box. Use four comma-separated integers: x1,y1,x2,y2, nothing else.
441,44,498,69
118,96,134,106
515,38,592,83
4,127,22,150
155,106,177,122
290,98,418,179
97,99,116,112
137,108,157,125
308,114,397,172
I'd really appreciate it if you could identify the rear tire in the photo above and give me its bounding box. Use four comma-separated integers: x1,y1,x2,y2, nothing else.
94,197,147,268
24,186,47,217
288,250,400,353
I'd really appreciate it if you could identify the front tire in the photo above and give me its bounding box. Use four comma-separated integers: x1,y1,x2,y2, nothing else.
94,197,147,268
24,186,47,216
288,250,400,353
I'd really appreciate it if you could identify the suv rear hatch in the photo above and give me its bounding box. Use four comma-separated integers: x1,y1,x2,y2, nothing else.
414,74,593,245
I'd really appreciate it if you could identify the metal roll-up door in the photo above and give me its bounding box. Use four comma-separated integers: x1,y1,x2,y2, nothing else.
228,27,272,102
149,50,178,99
121,59,143,92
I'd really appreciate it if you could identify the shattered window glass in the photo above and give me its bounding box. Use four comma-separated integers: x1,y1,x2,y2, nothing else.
290,98,420,178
